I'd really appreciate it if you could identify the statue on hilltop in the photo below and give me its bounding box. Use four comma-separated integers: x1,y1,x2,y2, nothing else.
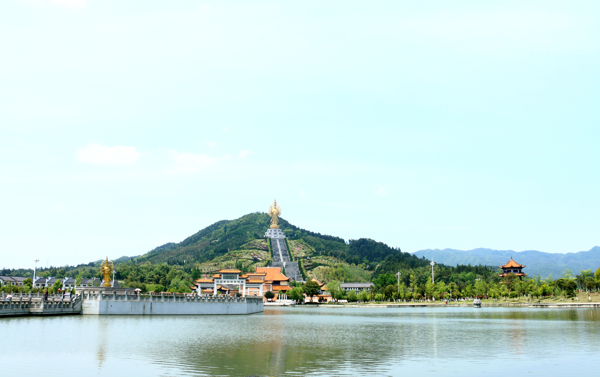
100,257,114,287
268,199,281,229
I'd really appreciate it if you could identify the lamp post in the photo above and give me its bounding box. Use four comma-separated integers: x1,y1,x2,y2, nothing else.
430,261,435,284
33,259,39,289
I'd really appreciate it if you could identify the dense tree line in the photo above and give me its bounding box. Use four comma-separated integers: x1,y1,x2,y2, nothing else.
322,267,600,303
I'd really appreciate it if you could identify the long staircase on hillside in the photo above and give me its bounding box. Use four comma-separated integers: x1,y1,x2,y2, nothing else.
266,229,303,282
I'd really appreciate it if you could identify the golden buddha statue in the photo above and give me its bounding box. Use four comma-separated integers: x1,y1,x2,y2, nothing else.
268,199,281,229
100,257,114,287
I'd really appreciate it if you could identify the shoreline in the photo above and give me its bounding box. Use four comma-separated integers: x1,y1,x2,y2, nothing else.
278,302,600,309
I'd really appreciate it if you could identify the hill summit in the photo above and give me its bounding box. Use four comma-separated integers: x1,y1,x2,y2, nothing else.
132,212,431,282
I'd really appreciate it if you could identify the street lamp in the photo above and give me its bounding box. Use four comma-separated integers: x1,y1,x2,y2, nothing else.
33,259,39,289
430,261,435,284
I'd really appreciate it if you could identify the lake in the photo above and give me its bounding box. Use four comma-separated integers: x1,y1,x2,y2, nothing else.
2,306,599,376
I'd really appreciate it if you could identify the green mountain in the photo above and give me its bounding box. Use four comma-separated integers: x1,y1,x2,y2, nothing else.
413,247,600,278
1,213,500,290
132,212,431,282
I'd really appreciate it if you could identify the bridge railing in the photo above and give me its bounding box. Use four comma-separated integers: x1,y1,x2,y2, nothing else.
81,291,263,304
0,294,82,312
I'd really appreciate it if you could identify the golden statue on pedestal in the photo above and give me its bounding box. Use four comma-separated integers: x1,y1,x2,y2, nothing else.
268,199,281,229
100,257,114,287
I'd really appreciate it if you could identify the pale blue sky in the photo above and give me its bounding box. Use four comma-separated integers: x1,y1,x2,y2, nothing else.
1,0,599,269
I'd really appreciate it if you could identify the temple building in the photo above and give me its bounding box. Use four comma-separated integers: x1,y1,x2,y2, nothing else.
191,266,292,301
499,257,526,279
191,269,264,297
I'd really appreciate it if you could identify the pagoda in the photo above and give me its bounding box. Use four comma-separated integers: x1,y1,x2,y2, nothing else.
499,257,526,279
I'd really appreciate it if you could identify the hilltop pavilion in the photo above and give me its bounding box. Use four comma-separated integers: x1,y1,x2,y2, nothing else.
499,257,526,280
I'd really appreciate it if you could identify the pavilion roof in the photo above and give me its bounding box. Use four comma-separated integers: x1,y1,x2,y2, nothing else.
194,279,214,283
219,269,242,274
500,257,526,269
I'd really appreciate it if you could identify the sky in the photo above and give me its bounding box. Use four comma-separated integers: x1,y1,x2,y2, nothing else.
1,0,599,269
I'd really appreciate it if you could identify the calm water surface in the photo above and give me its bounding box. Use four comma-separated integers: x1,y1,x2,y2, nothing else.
2,306,599,376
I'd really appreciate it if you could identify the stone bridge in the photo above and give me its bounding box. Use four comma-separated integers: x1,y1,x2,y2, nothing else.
0,293,83,317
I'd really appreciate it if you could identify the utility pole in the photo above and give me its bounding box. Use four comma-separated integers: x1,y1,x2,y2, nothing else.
430,261,436,284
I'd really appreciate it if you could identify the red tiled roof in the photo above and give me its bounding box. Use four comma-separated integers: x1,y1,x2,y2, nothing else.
500,257,526,269
256,267,290,282
219,269,242,273
272,285,292,291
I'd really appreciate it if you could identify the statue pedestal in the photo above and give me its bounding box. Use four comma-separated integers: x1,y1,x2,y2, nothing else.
265,228,285,239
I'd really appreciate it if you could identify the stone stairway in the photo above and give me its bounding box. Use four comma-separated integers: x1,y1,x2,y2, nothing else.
270,238,302,282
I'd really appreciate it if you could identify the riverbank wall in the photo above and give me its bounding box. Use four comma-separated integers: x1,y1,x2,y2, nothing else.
80,290,263,315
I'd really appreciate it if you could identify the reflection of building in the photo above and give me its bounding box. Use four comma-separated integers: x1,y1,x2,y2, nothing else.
499,257,526,279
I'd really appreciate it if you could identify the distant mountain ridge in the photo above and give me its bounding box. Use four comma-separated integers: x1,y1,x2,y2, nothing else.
413,247,600,278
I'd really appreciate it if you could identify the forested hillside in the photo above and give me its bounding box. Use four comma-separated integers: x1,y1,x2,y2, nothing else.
414,247,600,278
1,212,502,293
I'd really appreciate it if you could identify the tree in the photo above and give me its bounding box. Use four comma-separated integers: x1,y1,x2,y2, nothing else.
538,284,551,297
358,290,369,302
23,278,32,289
325,281,342,300
434,281,447,299
167,278,192,293
595,267,600,283
52,279,63,292
474,280,487,297
503,273,518,291
264,291,275,300
373,274,396,290
347,290,358,302
585,277,596,291
564,280,577,296
304,281,320,302
289,287,304,303
384,285,396,300
425,281,434,299
147,284,166,293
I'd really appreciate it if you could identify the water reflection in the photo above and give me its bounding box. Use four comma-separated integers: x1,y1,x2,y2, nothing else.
96,317,109,368
1,307,599,376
